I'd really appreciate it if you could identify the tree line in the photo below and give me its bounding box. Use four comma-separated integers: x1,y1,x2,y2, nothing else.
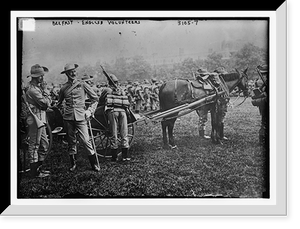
49,42,267,85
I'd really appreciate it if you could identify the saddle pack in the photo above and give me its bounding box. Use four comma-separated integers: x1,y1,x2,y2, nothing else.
191,73,229,97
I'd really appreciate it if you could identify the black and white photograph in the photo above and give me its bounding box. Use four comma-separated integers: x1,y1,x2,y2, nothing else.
5,7,287,217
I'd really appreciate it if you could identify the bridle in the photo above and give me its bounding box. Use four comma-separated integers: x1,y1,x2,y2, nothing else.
229,68,249,108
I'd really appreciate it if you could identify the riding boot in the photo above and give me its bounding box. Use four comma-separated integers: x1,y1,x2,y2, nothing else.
30,162,49,178
88,154,100,172
111,149,118,162
37,161,51,174
69,154,77,172
30,162,39,178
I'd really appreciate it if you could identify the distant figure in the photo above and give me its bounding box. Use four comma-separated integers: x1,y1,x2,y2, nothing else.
150,86,160,110
133,82,144,113
143,86,151,111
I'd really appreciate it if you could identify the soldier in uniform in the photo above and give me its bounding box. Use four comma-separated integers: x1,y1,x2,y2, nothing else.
251,64,268,145
150,86,160,110
213,67,230,140
195,68,213,139
98,74,130,162
133,82,144,113
251,64,269,198
143,86,151,111
25,64,52,178
126,85,135,110
196,67,229,140
56,63,100,172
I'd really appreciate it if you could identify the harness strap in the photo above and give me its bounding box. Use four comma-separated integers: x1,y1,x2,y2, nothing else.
218,75,230,97
188,80,195,99
64,80,82,97
174,78,178,103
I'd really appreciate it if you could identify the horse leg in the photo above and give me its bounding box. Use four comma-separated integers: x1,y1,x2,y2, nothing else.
161,120,169,149
167,118,177,148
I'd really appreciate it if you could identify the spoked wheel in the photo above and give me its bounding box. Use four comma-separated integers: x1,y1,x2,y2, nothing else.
18,121,53,173
45,121,53,154
90,123,135,159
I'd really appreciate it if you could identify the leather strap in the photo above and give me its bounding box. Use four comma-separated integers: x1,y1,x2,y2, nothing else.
64,80,81,97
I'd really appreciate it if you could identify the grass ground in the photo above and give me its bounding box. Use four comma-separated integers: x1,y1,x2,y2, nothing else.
18,98,268,198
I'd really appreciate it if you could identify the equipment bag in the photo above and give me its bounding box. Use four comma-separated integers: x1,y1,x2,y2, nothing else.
106,94,130,109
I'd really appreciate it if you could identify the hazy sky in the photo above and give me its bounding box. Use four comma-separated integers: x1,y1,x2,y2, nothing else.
21,19,268,79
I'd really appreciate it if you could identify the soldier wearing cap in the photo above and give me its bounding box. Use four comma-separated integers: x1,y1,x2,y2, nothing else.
133,82,144,113
56,63,100,172
143,86,151,111
126,85,135,110
25,64,52,178
81,73,94,86
98,74,130,162
251,64,268,145
196,67,229,140
251,64,269,198
194,68,211,138
214,67,230,140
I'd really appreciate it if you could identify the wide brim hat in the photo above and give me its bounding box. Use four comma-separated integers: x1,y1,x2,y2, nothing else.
109,74,118,82
27,64,49,78
151,78,158,83
61,63,78,74
81,73,94,81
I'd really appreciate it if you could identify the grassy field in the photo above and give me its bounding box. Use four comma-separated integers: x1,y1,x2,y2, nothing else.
18,98,268,198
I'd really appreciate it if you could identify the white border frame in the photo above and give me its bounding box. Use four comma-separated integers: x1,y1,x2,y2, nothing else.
5,5,287,216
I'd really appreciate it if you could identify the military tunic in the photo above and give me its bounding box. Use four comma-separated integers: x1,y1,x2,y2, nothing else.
25,81,52,163
57,79,99,156
58,79,98,121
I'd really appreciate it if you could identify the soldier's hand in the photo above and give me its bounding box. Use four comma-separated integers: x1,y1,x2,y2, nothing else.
85,110,92,119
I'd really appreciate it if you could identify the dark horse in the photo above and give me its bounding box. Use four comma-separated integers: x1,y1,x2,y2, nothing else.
159,68,249,148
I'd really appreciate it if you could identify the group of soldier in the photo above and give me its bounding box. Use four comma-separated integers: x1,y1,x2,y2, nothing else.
22,63,101,178
40,76,163,114
21,62,268,179
21,63,165,178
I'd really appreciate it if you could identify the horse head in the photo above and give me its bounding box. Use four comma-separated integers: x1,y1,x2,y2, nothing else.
235,67,249,97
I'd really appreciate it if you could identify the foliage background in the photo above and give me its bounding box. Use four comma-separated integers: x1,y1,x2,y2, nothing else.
31,42,267,85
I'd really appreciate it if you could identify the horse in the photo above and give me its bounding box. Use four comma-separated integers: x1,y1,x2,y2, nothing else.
158,68,249,148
